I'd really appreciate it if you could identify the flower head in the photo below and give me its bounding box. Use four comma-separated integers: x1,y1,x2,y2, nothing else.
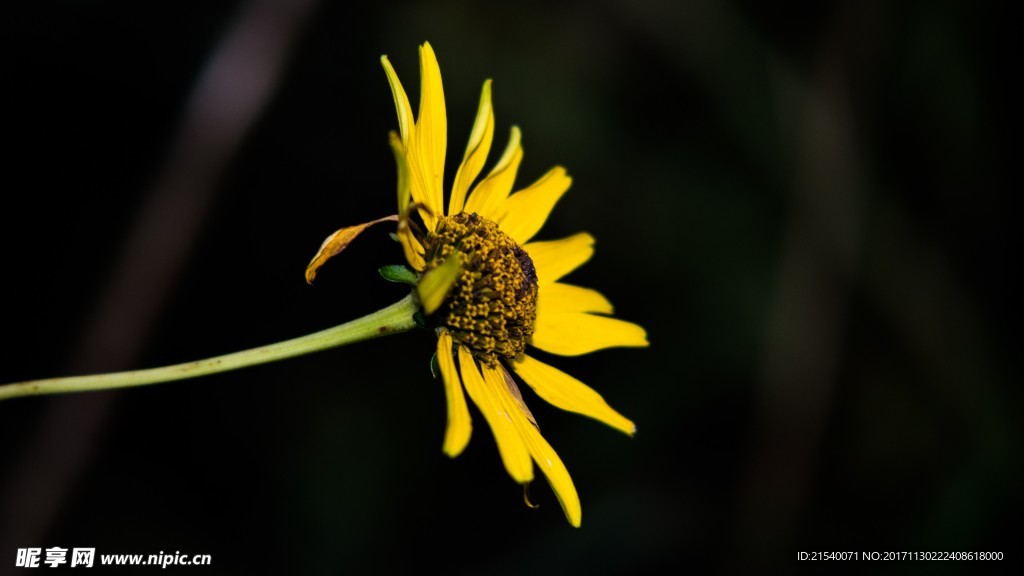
307,42,648,527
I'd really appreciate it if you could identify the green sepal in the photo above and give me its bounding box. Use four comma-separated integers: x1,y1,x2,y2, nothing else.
378,264,419,285
413,310,426,328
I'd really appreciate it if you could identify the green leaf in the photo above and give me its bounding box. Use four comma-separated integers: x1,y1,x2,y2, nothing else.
378,264,419,285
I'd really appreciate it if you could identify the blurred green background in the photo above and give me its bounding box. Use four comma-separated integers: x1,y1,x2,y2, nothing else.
3,0,1018,573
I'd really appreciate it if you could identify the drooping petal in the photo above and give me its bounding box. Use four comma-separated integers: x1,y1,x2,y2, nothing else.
512,354,635,436
463,126,522,221
437,331,472,456
449,80,495,216
538,282,614,315
523,233,595,285
458,347,533,483
530,311,649,356
498,167,572,245
411,42,447,228
496,363,537,429
380,56,413,145
304,215,398,284
389,131,425,270
417,253,461,315
482,364,581,527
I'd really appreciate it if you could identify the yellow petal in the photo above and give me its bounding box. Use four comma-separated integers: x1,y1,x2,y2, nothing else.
304,215,398,284
437,331,472,456
389,131,426,271
523,233,595,285
531,312,649,356
458,347,533,483
512,355,635,436
463,126,522,221
494,362,538,430
383,49,435,229
417,253,461,315
449,80,495,215
538,282,614,315
380,55,413,145
483,364,581,527
389,131,412,216
412,42,446,226
498,167,572,244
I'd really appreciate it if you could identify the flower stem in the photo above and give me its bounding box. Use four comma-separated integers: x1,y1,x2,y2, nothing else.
0,293,421,402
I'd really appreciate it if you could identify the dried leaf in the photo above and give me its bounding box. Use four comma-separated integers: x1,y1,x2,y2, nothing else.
305,215,398,284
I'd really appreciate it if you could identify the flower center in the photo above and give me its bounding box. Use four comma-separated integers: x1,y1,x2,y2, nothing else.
423,212,538,365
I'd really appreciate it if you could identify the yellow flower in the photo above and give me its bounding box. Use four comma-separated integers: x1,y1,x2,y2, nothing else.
308,42,648,527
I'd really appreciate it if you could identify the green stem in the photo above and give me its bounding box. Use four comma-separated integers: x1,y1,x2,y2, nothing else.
0,293,421,402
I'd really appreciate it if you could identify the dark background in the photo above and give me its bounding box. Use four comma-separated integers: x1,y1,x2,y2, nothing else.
3,0,1018,573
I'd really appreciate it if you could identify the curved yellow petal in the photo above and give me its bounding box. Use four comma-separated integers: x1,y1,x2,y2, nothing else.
483,364,581,527
463,126,522,221
388,131,425,270
523,233,595,285
531,312,649,356
449,80,495,216
538,282,614,315
412,42,446,228
399,232,426,272
512,355,635,436
498,167,572,244
458,347,533,484
380,55,413,145
417,253,461,315
436,331,472,456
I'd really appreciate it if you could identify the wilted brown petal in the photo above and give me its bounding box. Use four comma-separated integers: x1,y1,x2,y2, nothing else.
304,215,398,284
